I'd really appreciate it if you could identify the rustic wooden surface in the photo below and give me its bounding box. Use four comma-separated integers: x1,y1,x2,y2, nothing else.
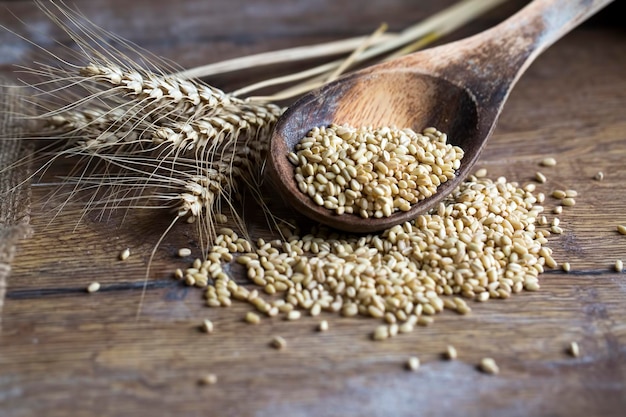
1,1,626,416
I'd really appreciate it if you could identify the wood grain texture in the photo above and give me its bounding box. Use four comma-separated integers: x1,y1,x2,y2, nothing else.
1,1,626,416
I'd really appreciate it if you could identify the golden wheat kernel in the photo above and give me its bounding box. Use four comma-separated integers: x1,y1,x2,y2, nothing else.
399,322,414,334
287,310,302,321
537,193,546,204
417,316,434,326
474,168,487,178
524,183,536,192
422,303,436,316
476,291,490,302
456,304,471,315
318,320,329,332
551,226,564,234
305,301,319,316
288,152,299,165
561,197,576,207
193,258,202,270
479,358,499,375
562,262,571,273
373,325,389,341
552,189,566,199
567,341,580,358
535,172,547,184
266,306,279,317
271,336,287,350
198,373,218,386
342,303,359,317
594,171,604,181
615,260,623,273
553,205,563,214
406,356,420,371
86,282,101,293
174,268,184,279
178,248,192,257
388,323,399,337
218,227,234,237
206,299,220,307
119,248,130,261
541,157,557,167
218,295,232,307
617,225,626,235
445,345,458,360
201,319,214,334
245,311,261,324
264,284,276,295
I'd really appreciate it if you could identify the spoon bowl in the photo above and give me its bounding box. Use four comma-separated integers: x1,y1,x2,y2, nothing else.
268,0,612,233
269,71,481,232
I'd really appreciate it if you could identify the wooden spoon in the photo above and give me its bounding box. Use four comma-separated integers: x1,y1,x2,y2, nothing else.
268,0,612,233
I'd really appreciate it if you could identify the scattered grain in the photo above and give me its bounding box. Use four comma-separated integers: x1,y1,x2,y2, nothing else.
318,320,329,332
86,282,101,293
479,357,499,375
271,336,287,350
287,310,302,321
373,325,389,341
594,171,604,181
178,247,192,257
615,260,623,273
535,171,547,184
561,197,576,207
198,373,218,386
540,157,557,167
201,319,214,333
245,312,261,324
184,172,570,339
617,225,626,235
119,248,130,260
567,341,580,358
562,262,571,273
552,189,566,199
406,356,420,371
474,168,487,178
551,225,563,234
444,345,458,360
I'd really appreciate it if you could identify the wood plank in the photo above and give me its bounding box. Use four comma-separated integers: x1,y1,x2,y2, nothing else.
1,1,626,416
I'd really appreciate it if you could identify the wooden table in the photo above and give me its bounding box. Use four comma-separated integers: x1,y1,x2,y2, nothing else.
1,1,625,416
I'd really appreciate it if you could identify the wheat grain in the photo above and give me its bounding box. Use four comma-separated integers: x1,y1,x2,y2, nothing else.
479,357,499,374
185,174,561,338
291,124,463,218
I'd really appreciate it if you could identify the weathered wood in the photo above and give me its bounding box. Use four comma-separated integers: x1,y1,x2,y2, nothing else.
1,1,626,416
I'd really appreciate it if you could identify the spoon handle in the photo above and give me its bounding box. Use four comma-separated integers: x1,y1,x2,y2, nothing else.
490,0,613,60
394,0,613,115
